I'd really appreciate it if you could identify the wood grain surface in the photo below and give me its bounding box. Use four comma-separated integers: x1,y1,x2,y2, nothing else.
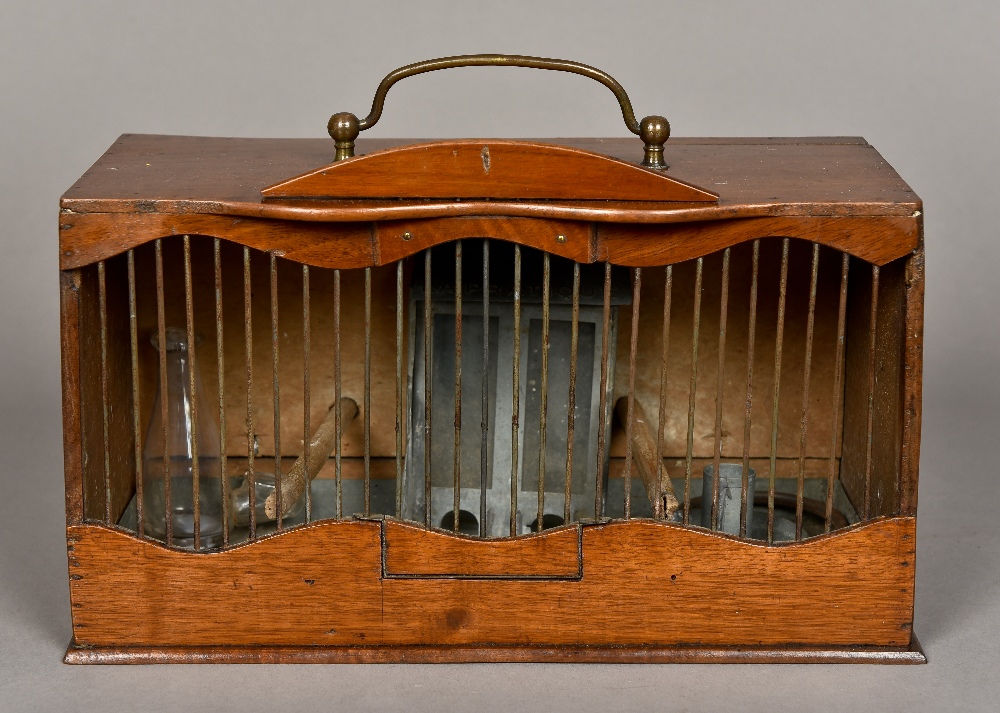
899,247,925,517
58,134,925,665
61,135,921,220
841,259,905,517
64,637,926,665
383,519,581,578
58,212,918,270
68,520,384,647
60,271,85,525
262,140,719,202
67,517,915,649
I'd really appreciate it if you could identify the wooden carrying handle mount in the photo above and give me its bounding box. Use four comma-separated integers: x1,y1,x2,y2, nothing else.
264,397,359,519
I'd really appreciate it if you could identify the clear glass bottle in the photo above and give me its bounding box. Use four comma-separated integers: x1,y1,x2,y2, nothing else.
142,327,227,549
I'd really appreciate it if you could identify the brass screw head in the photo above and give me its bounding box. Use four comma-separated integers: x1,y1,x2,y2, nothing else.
401,231,413,241
556,234,567,243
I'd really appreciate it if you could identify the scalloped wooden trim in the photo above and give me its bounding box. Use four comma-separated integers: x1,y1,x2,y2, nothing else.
382,520,582,579
261,140,718,203
67,516,915,649
58,213,918,271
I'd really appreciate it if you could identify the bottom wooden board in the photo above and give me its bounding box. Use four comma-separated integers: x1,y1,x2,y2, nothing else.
66,517,916,651
65,635,926,664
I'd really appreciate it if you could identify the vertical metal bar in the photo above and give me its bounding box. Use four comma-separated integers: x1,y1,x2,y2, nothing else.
334,269,342,519
826,253,850,533
622,267,642,520
127,251,143,536
153,245,176,544
453,242,463,532
796,244,820,540
270,254,281,531
740,241,760,537
156,242,173,544
768,239,791,544
480,240,490,538
654,265,673,521
510,245,522,536
395,261,404,519
214,240,228,546
364,267,372,517
423,252,432,528
863,264,880,522
537,252,551,532
183,236,201,550
302,264,311,524
683,257,703,526
97,261,111,525
564,262,581,523
710,249,731,531
243,247,255,540
595,261,612,519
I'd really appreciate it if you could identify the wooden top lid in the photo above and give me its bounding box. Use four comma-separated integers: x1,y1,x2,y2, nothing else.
61,134,921,225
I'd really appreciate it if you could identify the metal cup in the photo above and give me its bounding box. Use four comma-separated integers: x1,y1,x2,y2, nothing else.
701,464,755,536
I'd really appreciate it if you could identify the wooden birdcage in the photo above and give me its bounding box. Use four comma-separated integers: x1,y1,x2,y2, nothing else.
60,56,924,664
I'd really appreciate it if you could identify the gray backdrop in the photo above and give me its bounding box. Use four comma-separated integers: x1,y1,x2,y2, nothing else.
2,1,997,710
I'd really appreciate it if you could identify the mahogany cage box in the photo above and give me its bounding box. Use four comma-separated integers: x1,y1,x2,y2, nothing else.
59,55,924,664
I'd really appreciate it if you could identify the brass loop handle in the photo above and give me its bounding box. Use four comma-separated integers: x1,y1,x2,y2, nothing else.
328,54,670,169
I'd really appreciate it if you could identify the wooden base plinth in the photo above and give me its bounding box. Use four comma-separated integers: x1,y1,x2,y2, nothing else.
65,636,925,665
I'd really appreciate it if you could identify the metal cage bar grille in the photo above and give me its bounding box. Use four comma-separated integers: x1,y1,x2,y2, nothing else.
76,237,887,548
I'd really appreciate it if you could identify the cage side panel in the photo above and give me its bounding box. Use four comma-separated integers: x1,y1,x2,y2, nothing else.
899,249,924,516
60,271,85,524
67,521,383,646
841,259,906,517
610,241,846,461
79,255,138,523
381,517,914,646
105,255,140,522
128,239,405,465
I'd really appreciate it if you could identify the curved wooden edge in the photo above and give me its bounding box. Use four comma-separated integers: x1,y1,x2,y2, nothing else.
66,518,377,555
64,635,926,664
61,196,918,224
383,519,581,579
58,212,919,271
261,140,719,203
67,513,904,556
67,517,916,648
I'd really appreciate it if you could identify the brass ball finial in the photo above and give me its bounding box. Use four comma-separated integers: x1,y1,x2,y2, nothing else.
328,112,360,161
639,115,670,170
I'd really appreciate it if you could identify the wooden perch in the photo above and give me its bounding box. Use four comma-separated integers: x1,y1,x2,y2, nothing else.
615,397,680,519
264,397,359,519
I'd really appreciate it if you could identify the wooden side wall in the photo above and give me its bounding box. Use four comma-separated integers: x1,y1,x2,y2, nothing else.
841,256,907,517
78,253,136,522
